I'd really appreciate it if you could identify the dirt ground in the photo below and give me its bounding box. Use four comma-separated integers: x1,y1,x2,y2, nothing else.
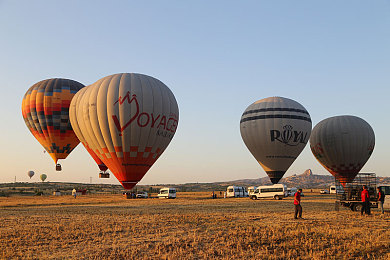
0,192,389,259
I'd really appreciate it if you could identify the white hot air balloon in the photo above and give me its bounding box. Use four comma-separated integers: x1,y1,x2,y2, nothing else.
70,73,179,189
27,170,35,179
69,87,109,176
310,115,375,186
240,97,312,184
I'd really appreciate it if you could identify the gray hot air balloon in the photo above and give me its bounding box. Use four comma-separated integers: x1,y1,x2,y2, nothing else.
240,97,312,184
310,115,375,186
27,170,34,179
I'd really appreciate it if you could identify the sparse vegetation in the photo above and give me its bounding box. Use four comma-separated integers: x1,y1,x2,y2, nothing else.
0,192,389,259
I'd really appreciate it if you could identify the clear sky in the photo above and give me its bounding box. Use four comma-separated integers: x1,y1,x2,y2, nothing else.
1,1,389,185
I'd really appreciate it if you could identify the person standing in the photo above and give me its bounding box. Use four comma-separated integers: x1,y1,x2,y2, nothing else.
377,187,385,214
361,185,370,215
72,188,77,199
294,189,303,219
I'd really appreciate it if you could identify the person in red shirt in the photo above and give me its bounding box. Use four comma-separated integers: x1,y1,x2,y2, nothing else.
294,189,303,219
361,185,370,215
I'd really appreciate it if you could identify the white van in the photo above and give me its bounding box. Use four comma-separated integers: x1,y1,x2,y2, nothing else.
378,185,390,210
226,186,248,198
158,187,176,199
330,185,343,194
250,184,287,200
247,186,257,197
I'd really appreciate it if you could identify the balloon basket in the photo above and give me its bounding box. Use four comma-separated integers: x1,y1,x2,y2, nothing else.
123,192,136,199
56,164,62,171
99,172,110,178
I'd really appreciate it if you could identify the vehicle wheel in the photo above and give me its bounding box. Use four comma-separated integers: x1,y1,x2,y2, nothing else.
274,195,280,200
251,196,257,200
352,203,363,212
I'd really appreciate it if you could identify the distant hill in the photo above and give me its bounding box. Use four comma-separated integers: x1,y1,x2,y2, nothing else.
154,170,390,191
1,170,389,195
164,169,335,191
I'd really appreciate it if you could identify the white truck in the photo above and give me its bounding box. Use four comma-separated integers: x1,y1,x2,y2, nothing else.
336,173,378,212
250,184,287,200
158,187,176,199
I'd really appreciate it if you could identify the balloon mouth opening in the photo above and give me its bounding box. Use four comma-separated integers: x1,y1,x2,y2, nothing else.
266,171,285,184
270,178,282,184
121,181,139,190
98,164,108,172
334,174,359,188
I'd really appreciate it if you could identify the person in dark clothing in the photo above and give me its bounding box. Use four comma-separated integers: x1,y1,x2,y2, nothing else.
294,189,303,219
377,187,385,214
361,185,370,215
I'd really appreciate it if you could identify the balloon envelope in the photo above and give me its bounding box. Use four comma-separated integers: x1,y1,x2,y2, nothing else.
40,174,47,182
240,97,312,184
22,79,84,167
310,115,375,186
69,87,108,173
27,171,34,179
69,73,179,189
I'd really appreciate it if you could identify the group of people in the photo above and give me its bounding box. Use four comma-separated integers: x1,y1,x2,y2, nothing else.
361,185,385,215
293,186,385,219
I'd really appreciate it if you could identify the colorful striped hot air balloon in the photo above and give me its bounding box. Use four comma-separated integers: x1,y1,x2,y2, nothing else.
40,174,47,182
240,97,312,184
69,73,179,189
22,78,84,170
310,115,375,186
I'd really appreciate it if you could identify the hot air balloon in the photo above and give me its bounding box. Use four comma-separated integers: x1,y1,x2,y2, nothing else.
69,73,179,189
22,78,84,171
27,170,35,179
40,174,47,182
240,97,312,184
310,115,375,186
69,87,109,178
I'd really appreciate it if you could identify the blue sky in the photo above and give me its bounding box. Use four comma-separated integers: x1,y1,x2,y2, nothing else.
1,1,389,185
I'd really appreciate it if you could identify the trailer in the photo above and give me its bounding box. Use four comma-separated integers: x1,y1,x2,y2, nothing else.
335,173,378,211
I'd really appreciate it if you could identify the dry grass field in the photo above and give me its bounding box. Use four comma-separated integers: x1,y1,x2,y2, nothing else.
0,191,389,259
